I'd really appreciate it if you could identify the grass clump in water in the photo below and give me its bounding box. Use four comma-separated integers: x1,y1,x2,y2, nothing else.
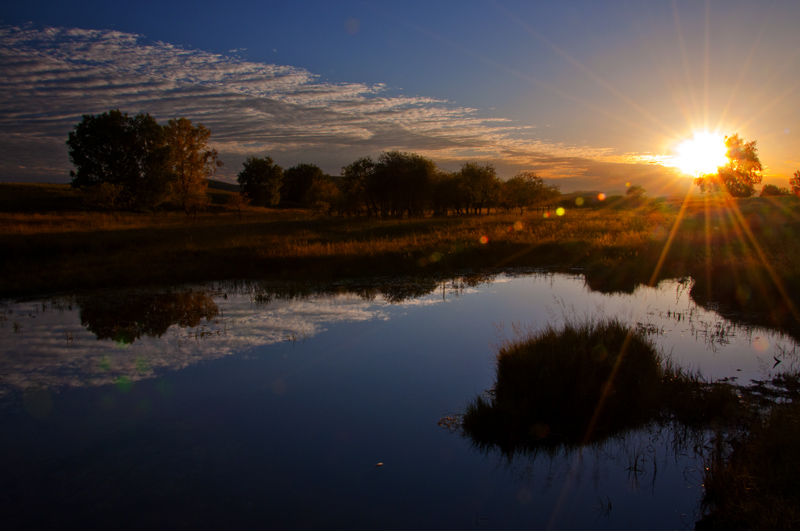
461,318,737,456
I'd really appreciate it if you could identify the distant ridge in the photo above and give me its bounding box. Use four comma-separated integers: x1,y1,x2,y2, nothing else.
207,179,240,193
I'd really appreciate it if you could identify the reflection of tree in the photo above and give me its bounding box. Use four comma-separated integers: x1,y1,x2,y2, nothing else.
78,291,218,343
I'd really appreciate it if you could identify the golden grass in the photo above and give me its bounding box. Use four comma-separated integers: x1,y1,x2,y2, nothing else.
1,185,799,303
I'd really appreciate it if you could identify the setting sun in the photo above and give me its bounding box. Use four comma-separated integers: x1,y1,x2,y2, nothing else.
673,132,729,176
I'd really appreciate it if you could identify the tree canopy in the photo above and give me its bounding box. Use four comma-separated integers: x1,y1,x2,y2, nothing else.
237,156,283,206
283,163,324,204
67,109,172,209
166,117,221,214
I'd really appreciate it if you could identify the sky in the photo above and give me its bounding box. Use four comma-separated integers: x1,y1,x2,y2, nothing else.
1,0,798,194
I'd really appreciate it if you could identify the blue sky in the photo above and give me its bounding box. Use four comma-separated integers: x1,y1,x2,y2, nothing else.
1,0,798,193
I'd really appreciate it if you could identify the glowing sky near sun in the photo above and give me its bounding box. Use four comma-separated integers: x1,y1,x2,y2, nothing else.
0,0,798,194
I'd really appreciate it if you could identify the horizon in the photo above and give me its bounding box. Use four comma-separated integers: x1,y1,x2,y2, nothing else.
1,1,798,195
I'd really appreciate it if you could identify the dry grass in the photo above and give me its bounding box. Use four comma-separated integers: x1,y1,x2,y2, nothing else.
2,183,800,301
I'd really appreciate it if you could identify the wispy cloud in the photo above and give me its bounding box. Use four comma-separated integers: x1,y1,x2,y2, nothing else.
0,24,677,190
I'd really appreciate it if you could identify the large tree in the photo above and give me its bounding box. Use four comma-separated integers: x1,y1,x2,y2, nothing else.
237,156,283,206
695,134,762,198
67,109,171,209
165,117,221,214
283,163,324,204
340,156,377,217
460,162,501,214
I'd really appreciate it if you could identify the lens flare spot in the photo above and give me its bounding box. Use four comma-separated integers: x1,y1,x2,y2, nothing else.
513,221,523,231
429,252,442,262
752,336,769,352
543,212,550,218
23,387,53,418
597,193,606,201
556,207,565,216
271,378,288,396
575,197,584,206
344,18,360,34
479,235,489,244
116,376,133,394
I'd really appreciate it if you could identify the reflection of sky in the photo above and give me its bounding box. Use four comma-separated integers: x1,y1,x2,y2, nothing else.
1,273,796,400
0,293,390,398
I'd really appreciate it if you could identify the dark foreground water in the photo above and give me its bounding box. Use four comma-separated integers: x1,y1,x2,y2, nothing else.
1,271,796,529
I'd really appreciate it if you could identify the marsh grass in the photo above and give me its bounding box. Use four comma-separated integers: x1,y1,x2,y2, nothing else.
460,318,740,458
2,183,800,307
456,316,800,529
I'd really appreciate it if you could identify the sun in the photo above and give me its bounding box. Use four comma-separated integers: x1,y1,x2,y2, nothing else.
672,132,729,176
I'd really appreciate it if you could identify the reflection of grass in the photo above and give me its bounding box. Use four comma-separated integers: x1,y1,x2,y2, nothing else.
460,318,739,457
456,318,800,529
699,374,800,530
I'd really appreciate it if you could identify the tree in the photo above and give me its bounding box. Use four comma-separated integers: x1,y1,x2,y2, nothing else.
460,162,501,214
283,163,324,204
372,151,436,218
626,184,646,198
340,156,376,217
790,171,800,196
165,117,221,214
502,171,560,213
237,156,283,206
303,176,341,215
695,134,762,198
760,184,788,197
67,109,172,209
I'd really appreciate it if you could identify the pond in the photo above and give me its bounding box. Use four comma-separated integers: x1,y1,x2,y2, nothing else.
1,270,797,529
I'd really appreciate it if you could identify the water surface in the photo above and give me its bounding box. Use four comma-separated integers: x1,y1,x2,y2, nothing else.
1,271,796,529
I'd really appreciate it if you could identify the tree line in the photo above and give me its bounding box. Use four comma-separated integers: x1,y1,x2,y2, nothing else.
237,152,561,217
67,110,560,217
69,110,797,215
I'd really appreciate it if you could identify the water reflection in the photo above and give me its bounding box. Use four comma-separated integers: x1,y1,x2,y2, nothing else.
1,269,799,529
1,270,797,403
78,291,219,344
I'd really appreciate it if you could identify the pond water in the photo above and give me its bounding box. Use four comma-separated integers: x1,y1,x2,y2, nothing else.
1,270,797,530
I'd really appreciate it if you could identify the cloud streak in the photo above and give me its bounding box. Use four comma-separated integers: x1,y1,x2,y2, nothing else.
0,24,679,190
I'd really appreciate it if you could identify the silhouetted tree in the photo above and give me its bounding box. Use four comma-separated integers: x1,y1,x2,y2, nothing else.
759,184,788,197
283,163,324,204
372,151,436,218
626,184,646,198
694,134,762,198
67,109,172,209
341,156,376,217
166,117,221,215
460,162,501,214
502,171,560,213
430,170,467,216
238,156,283,206
790,171,800,196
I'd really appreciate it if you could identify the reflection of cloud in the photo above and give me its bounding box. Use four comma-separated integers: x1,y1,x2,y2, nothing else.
0,292,389,398
0,24,677,189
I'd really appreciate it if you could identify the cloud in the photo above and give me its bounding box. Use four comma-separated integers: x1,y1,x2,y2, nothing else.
0,24,679,190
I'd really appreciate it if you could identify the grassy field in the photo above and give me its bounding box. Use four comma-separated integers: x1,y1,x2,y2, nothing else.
2,183,800,319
